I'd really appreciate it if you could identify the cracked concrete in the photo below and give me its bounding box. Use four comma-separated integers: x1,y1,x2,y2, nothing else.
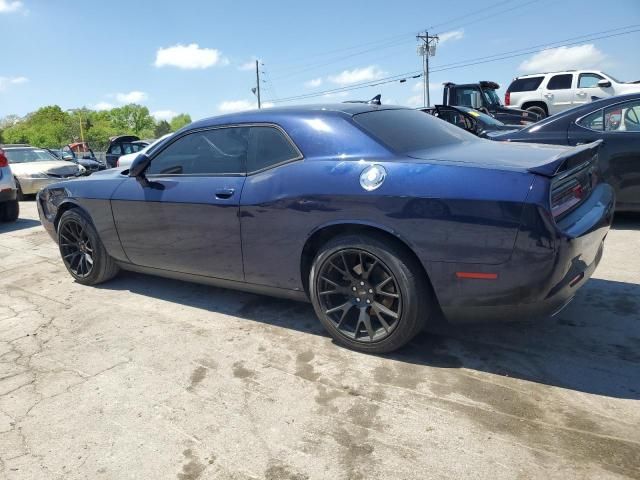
0,202,639,480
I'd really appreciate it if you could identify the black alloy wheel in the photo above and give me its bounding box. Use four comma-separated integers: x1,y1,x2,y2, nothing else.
59,218,94,278
317,249,402,343
310,234,431,353
57,209,120,285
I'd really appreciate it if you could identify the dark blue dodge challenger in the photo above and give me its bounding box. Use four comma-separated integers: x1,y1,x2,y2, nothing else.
37,104,614,353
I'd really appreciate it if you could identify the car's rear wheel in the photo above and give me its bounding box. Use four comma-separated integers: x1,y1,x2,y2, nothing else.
57,209,119,285
0,200,19,222
309,234,431,353
526,104,547,119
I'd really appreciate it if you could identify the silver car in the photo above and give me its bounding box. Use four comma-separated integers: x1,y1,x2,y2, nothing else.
0,146,19,222
3,146,85,199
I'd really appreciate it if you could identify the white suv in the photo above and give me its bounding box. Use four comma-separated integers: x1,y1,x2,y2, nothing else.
505,70,640,118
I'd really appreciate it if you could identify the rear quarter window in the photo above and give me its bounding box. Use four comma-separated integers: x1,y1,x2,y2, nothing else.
507,77,544,92
546,74,573,90
353,109,476,154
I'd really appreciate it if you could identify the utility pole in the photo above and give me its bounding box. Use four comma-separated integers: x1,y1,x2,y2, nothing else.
416,31,439,107
255,59,262,109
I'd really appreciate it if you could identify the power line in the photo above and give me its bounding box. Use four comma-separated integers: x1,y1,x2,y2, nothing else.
270,0,537,80
269,26,640,104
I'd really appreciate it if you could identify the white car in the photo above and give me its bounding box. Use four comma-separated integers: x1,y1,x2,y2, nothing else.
505,70,640,118
116,133,174,168
3,146,84,199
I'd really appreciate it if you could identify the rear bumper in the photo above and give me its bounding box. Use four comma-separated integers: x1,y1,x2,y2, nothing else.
433,183,615,323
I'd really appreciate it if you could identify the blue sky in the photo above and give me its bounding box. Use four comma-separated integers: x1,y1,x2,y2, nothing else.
1,0,639,121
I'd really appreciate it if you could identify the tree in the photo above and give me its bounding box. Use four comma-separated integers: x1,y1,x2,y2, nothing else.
154,120,172,138
109,104,155,137
170,114,192,131
2,106,72,148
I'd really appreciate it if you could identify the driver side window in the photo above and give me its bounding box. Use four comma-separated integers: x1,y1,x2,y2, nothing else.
147,127,249,175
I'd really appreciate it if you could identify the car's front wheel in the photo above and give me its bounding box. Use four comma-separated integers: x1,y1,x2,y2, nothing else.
57,209,120,285
526,105,547,119
309,234,431,353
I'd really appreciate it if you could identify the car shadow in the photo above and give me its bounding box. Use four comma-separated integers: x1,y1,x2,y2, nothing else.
0,217,41,234
612,212,640,230
99,272,639,400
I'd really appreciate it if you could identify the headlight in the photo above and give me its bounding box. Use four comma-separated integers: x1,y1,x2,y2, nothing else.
24,172,48,179
77,165,87,175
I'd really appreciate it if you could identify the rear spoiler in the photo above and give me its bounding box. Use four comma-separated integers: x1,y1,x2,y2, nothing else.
528,140,602,177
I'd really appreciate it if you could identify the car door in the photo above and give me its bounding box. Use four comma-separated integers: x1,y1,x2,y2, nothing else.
542,73,575,115
569,98,640,210
575,72,612,106
110,126,249,281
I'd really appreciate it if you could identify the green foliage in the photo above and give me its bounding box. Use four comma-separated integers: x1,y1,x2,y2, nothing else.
1,105,192,150
154,120,172,138
170,113,192,131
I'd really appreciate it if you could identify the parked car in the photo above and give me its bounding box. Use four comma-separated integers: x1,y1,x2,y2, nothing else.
492,93,640,212
105,136,148,168
59,143,106,174
423,105,524,138
116,133,174,168
37,104,613,353
442,81,539,125
3,145,84,199
0,147,19,222
505,70,640,119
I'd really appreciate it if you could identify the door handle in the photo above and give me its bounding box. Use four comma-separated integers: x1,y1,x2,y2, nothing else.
544,93,553,98
576,91,586,96
215,188,235,199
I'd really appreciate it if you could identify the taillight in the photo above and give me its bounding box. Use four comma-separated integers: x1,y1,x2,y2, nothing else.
505,91,510,106
0,149,7,168
551,177,587,219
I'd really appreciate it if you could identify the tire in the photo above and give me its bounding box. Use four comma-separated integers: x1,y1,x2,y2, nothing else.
0,200,19,222
526,104,547,119
309,233,431,353
57,208,120,285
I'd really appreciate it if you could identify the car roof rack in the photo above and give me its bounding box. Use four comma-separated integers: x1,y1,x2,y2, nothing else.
343,94,381,105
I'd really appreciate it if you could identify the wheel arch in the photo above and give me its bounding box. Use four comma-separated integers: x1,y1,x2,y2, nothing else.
53,199,91,231
521,101,548,115
299,221,437,302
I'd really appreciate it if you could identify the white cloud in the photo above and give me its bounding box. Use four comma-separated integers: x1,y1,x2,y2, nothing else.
305,77,323,88
92,102,114,111
0,0,23,13
151,110,178,121
438,29,464,44
519,44,606,73
238,59,258,71
217,100,274,114
0,76,28,91
328,65,386,85
155,43,227,70
115,91,148,103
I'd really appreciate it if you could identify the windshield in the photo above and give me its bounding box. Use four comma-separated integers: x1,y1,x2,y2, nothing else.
353,108,476,154
5,148,59,164
482,89,502,106
453,106,504,126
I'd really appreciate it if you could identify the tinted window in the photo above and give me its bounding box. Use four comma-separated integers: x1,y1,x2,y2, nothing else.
507,77,544,92
547,74,573,90
436,108,475,131
248,126,300,172
122,144,134,155
577,110,604,131
578,73,604,88
147,127,249,175
354,109,476,154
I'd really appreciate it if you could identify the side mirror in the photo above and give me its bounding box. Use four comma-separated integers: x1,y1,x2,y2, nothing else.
62,153,74,161
597,79,612,88
128,153,152,177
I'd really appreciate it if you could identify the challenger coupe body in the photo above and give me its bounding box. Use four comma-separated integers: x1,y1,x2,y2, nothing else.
37,104,614,353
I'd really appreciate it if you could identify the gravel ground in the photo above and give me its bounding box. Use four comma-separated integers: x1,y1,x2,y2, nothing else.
0,201,638,480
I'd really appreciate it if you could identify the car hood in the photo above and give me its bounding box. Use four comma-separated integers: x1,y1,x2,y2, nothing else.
406,139,574,173
10,161,81,176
